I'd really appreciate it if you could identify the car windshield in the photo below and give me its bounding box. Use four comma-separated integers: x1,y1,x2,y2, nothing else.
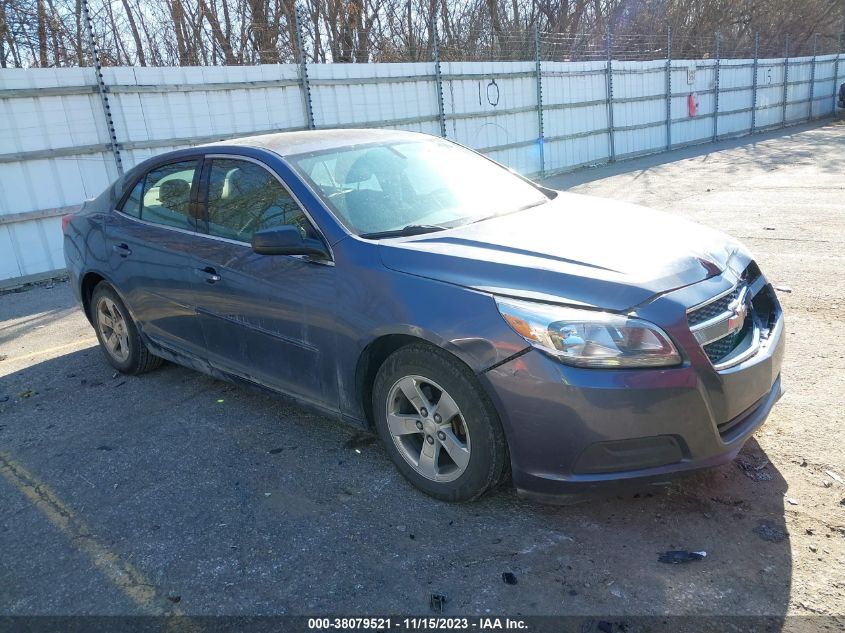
288,139,549,237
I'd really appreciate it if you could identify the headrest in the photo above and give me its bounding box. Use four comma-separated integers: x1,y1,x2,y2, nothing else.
229,167,269,196
342,149,399,184
160,179,190,202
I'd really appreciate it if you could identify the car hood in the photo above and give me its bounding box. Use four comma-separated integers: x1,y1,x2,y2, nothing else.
377,192,748,311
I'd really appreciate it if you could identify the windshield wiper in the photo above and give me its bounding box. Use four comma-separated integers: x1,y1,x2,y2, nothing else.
359,224,447,239
465,198,550,226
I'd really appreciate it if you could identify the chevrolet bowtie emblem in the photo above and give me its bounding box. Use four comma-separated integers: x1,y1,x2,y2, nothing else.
689,284,751,346
727,287,749,334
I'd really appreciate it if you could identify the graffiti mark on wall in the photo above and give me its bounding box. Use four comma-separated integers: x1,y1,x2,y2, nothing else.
477,79,500,107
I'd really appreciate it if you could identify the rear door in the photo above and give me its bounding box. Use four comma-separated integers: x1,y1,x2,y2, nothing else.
105,158,208,358
189,155,338,407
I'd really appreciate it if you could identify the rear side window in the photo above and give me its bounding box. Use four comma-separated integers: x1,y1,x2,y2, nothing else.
122,180,143,218
120,160,199,230
203,159,316,242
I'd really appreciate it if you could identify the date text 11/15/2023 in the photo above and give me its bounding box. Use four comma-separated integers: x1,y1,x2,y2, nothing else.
307,617,528,630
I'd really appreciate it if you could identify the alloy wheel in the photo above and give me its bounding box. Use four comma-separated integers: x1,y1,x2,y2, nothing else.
386,375,471,482
96,296,131,363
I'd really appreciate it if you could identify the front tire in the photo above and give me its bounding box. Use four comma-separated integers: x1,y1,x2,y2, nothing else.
91,282,162,375
372,343,508,501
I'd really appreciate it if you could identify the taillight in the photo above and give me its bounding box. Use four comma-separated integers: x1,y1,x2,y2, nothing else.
61,214,74,233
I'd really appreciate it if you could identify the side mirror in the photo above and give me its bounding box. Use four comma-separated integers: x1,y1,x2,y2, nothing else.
251,225,329,259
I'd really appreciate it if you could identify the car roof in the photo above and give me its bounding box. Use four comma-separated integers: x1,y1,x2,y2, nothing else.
199,128,434,157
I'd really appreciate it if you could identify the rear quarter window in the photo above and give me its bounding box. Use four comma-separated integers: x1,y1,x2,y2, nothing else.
121,179,143,218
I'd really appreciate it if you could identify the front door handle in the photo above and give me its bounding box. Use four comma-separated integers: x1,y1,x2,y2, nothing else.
197,266,221,284
112,243,132,257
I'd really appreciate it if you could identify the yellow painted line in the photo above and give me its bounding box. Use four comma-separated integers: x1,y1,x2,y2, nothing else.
2,337,98,364
0,452,187,618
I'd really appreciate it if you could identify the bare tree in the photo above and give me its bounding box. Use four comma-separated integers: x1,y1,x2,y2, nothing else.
1,0,843,67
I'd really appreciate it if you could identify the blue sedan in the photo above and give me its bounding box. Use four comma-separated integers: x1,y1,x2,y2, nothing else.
63,129,784,502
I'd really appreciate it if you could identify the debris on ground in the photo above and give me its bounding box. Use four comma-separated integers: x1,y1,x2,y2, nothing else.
166,594,181,603
824,470,843,484
95,445,113,451
429,593,446,613
502,572,518,585
774,284,793,293
754,520,787,543
786,497,799,506
763,226,776,230
0,354,7,361
344,431,377,449
658,550,706,564
736,453,773,481
268,448,284,454
18,389,37,399
0,395,8,403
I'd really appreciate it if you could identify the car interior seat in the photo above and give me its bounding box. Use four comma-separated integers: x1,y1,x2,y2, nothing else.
158,179,191,219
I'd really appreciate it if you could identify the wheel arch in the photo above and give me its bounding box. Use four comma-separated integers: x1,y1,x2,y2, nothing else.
79,270,136,325
354,331,484,430
80,271,107,323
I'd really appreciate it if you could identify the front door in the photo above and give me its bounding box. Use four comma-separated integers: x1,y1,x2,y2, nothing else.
189,156,337,408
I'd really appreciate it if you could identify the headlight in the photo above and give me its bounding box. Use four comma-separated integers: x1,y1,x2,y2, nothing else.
496,298,681,368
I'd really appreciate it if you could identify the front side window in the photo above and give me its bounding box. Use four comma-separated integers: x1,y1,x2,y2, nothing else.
120,160,198,230
289,138,549,236
203,159,316,242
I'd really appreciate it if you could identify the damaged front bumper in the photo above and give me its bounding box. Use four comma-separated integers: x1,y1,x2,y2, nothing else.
478,284,785,501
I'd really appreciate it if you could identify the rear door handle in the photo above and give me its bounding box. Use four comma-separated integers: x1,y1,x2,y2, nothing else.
197,266,221,284
112,243,132,257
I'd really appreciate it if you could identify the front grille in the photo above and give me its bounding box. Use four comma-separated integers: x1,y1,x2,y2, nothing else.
703,336,736,363
687,286,741,327
703,319,750,364
688,262,766,367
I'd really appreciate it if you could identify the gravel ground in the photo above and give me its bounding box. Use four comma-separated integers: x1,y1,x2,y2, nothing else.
1,121,843,620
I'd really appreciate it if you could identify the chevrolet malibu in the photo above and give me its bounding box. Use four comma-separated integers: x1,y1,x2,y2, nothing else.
63,129,784,502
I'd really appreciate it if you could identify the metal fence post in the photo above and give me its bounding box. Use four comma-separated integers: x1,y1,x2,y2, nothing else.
534,23,545,176
432,17,447,138
605,28,616,162
750,33,759,133
808,33,817,120
781,34,790,126
665,26,672,151
81,0,122,176
713,32,721,142
834,34,842,114
294,6,315,130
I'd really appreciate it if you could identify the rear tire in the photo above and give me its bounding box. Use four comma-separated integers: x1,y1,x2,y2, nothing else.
91,282,162,375
372,343,508,501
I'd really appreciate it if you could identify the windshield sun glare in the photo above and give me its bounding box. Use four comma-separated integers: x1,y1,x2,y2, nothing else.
290,140,548,237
